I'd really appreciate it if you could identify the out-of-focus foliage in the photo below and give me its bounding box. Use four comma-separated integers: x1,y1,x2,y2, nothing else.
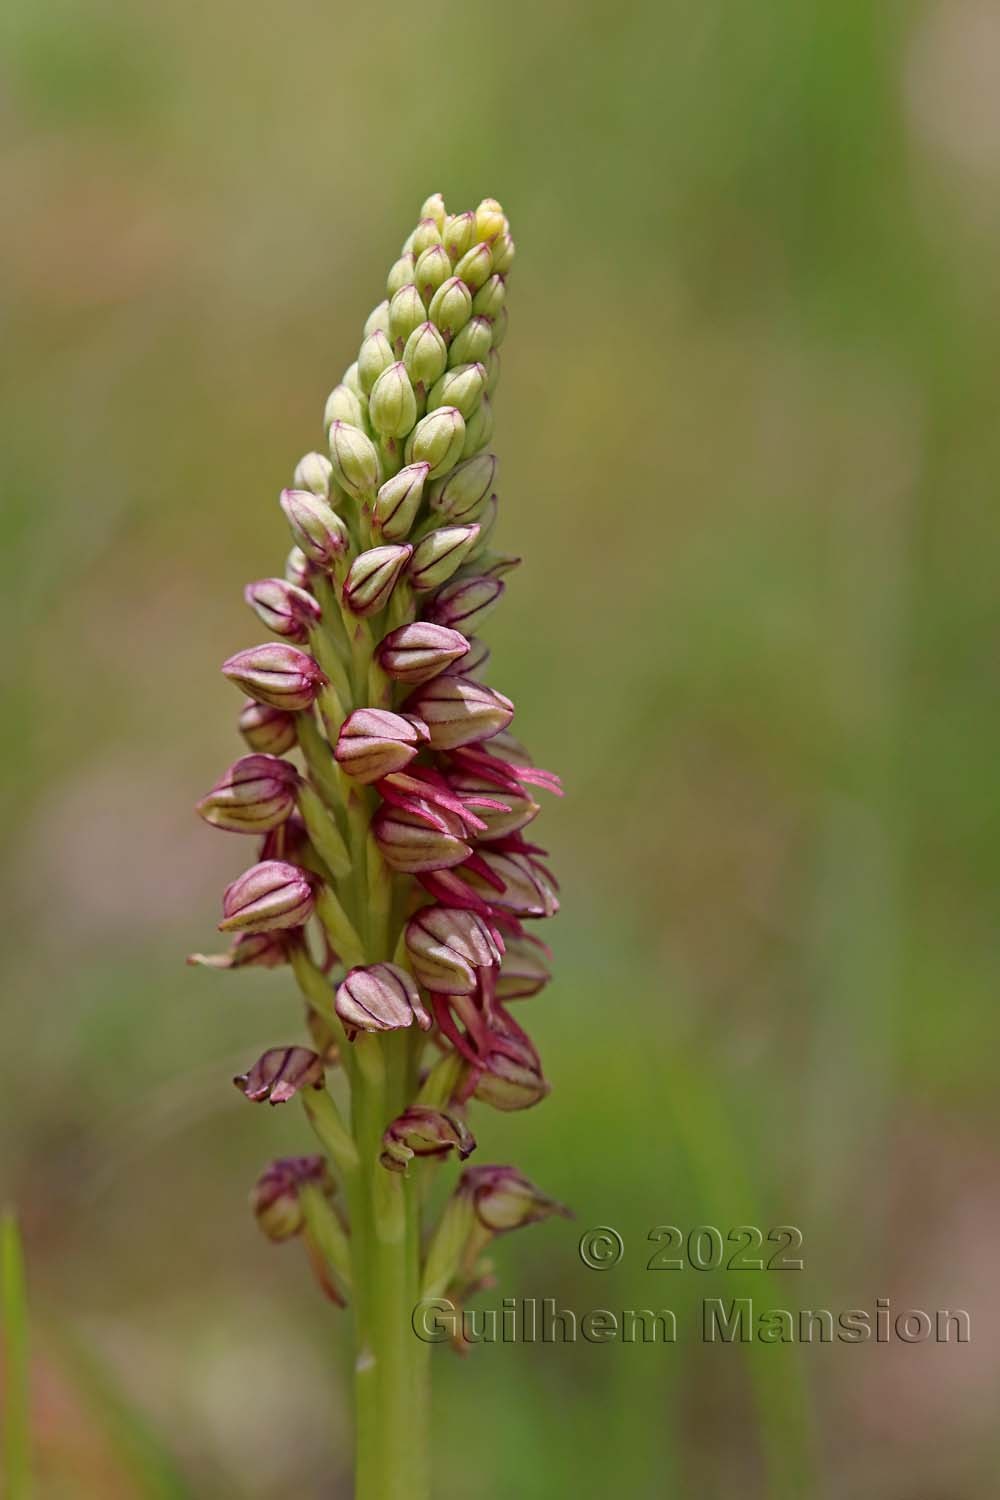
2,0,998,1494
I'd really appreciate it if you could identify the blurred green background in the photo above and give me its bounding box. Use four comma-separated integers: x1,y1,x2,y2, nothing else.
3,0,999,1494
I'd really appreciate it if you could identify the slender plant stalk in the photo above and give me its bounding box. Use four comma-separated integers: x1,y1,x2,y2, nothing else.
190,194,570,1496
2,1210,31,1500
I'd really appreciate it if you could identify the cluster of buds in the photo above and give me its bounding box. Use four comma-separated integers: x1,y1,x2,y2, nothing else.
191,194,565,1329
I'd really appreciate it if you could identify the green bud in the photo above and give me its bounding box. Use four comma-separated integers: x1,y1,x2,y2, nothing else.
410,216,442,257
405,406,466,478
472,274,506,321
364,299,391,339
403,322,448,388
491,305,509,348
491,232,515,276
409,524,481,591
358,329,395,395
448,316,493,368
484,348,501,397
369,362,417,440
427,362,487,420
413,244,451,303
373,462,430,541
292,451,333,498
474,197,506,244
443,211,476,263
329,420,382,498
461,394,493,458
453,242,493,292
420,192,446,231
428,453,496,522
324,383,365,430
343,361,364,398
428,277,473,340
387,252,416,298
389,284,427,350
468,493,497,555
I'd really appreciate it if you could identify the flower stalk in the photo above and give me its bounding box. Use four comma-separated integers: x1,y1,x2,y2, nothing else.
191,194,567,1500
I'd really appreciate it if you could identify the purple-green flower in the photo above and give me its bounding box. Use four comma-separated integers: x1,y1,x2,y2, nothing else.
222,643,325,711
219,859,314,933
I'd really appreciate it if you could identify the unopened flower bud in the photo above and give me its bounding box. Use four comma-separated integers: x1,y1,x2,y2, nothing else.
464,549,520,580
381,1107,475,1173
475,197,506,243
238,699,297,756
376,621,470,685
372,462,429,542
342,544,412,617
484,348,501,397
405,906,501,994
472,274,506,321
222,644,325,711
404,676,513,750
329,420,381,499
474,1030,549,1112
413,244,451,303
333,707,426,783
448,316,493,368
426,574,504,633
411,216,442,256
280,489,351,571
187,930,290,971
468,493,498,554
427,362,487,420
460,1164,570,1233
428,453,495,521
285,546,310,588
403,322,448,387
335,963,431,1035
387,252,416,297
219,859,314,933
449,771,539,841
293,451,333,497
197,754,299,834
420,192,446,230
461,393,494,457
428,276,473,340
324,382,366,430
405,406,466,478
251,1155,332,1241
408,525,480,591
373,802,472,873
491,304,509,348
443,211,476,263
495,938,552,1000
466,850,559,918
369,361,417,439
244,577,321,641
363,299,391,339
358,329,395,395
453,242,493,292
388,284,426,350
491,232,515,276
343,361,364,398
234,1045,324,1104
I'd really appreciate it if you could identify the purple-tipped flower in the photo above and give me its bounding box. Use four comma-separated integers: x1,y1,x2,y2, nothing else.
334,708,427,784
343,545,412,617
187,930,291,971
372,802,472,873
381,1107,475,1173
377,621,470,685
234,1046,325,1104
443,635,491,677
335,963,431,1035
219,859,314,934
472,1015,549,1112
244,578,322,642
291,452,333,498
404,406,466,478
251,1154,333,1241
197,754,300,834
280,488,350,571
405,906,502,994
373,463,430,542
428,453,496,522
222,644,325,711
409,525,480,592
329,420,382,498
461,847,559,918
238,699,298,756
426,575,504,633
403,676,513,751
459,1164,571,1233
